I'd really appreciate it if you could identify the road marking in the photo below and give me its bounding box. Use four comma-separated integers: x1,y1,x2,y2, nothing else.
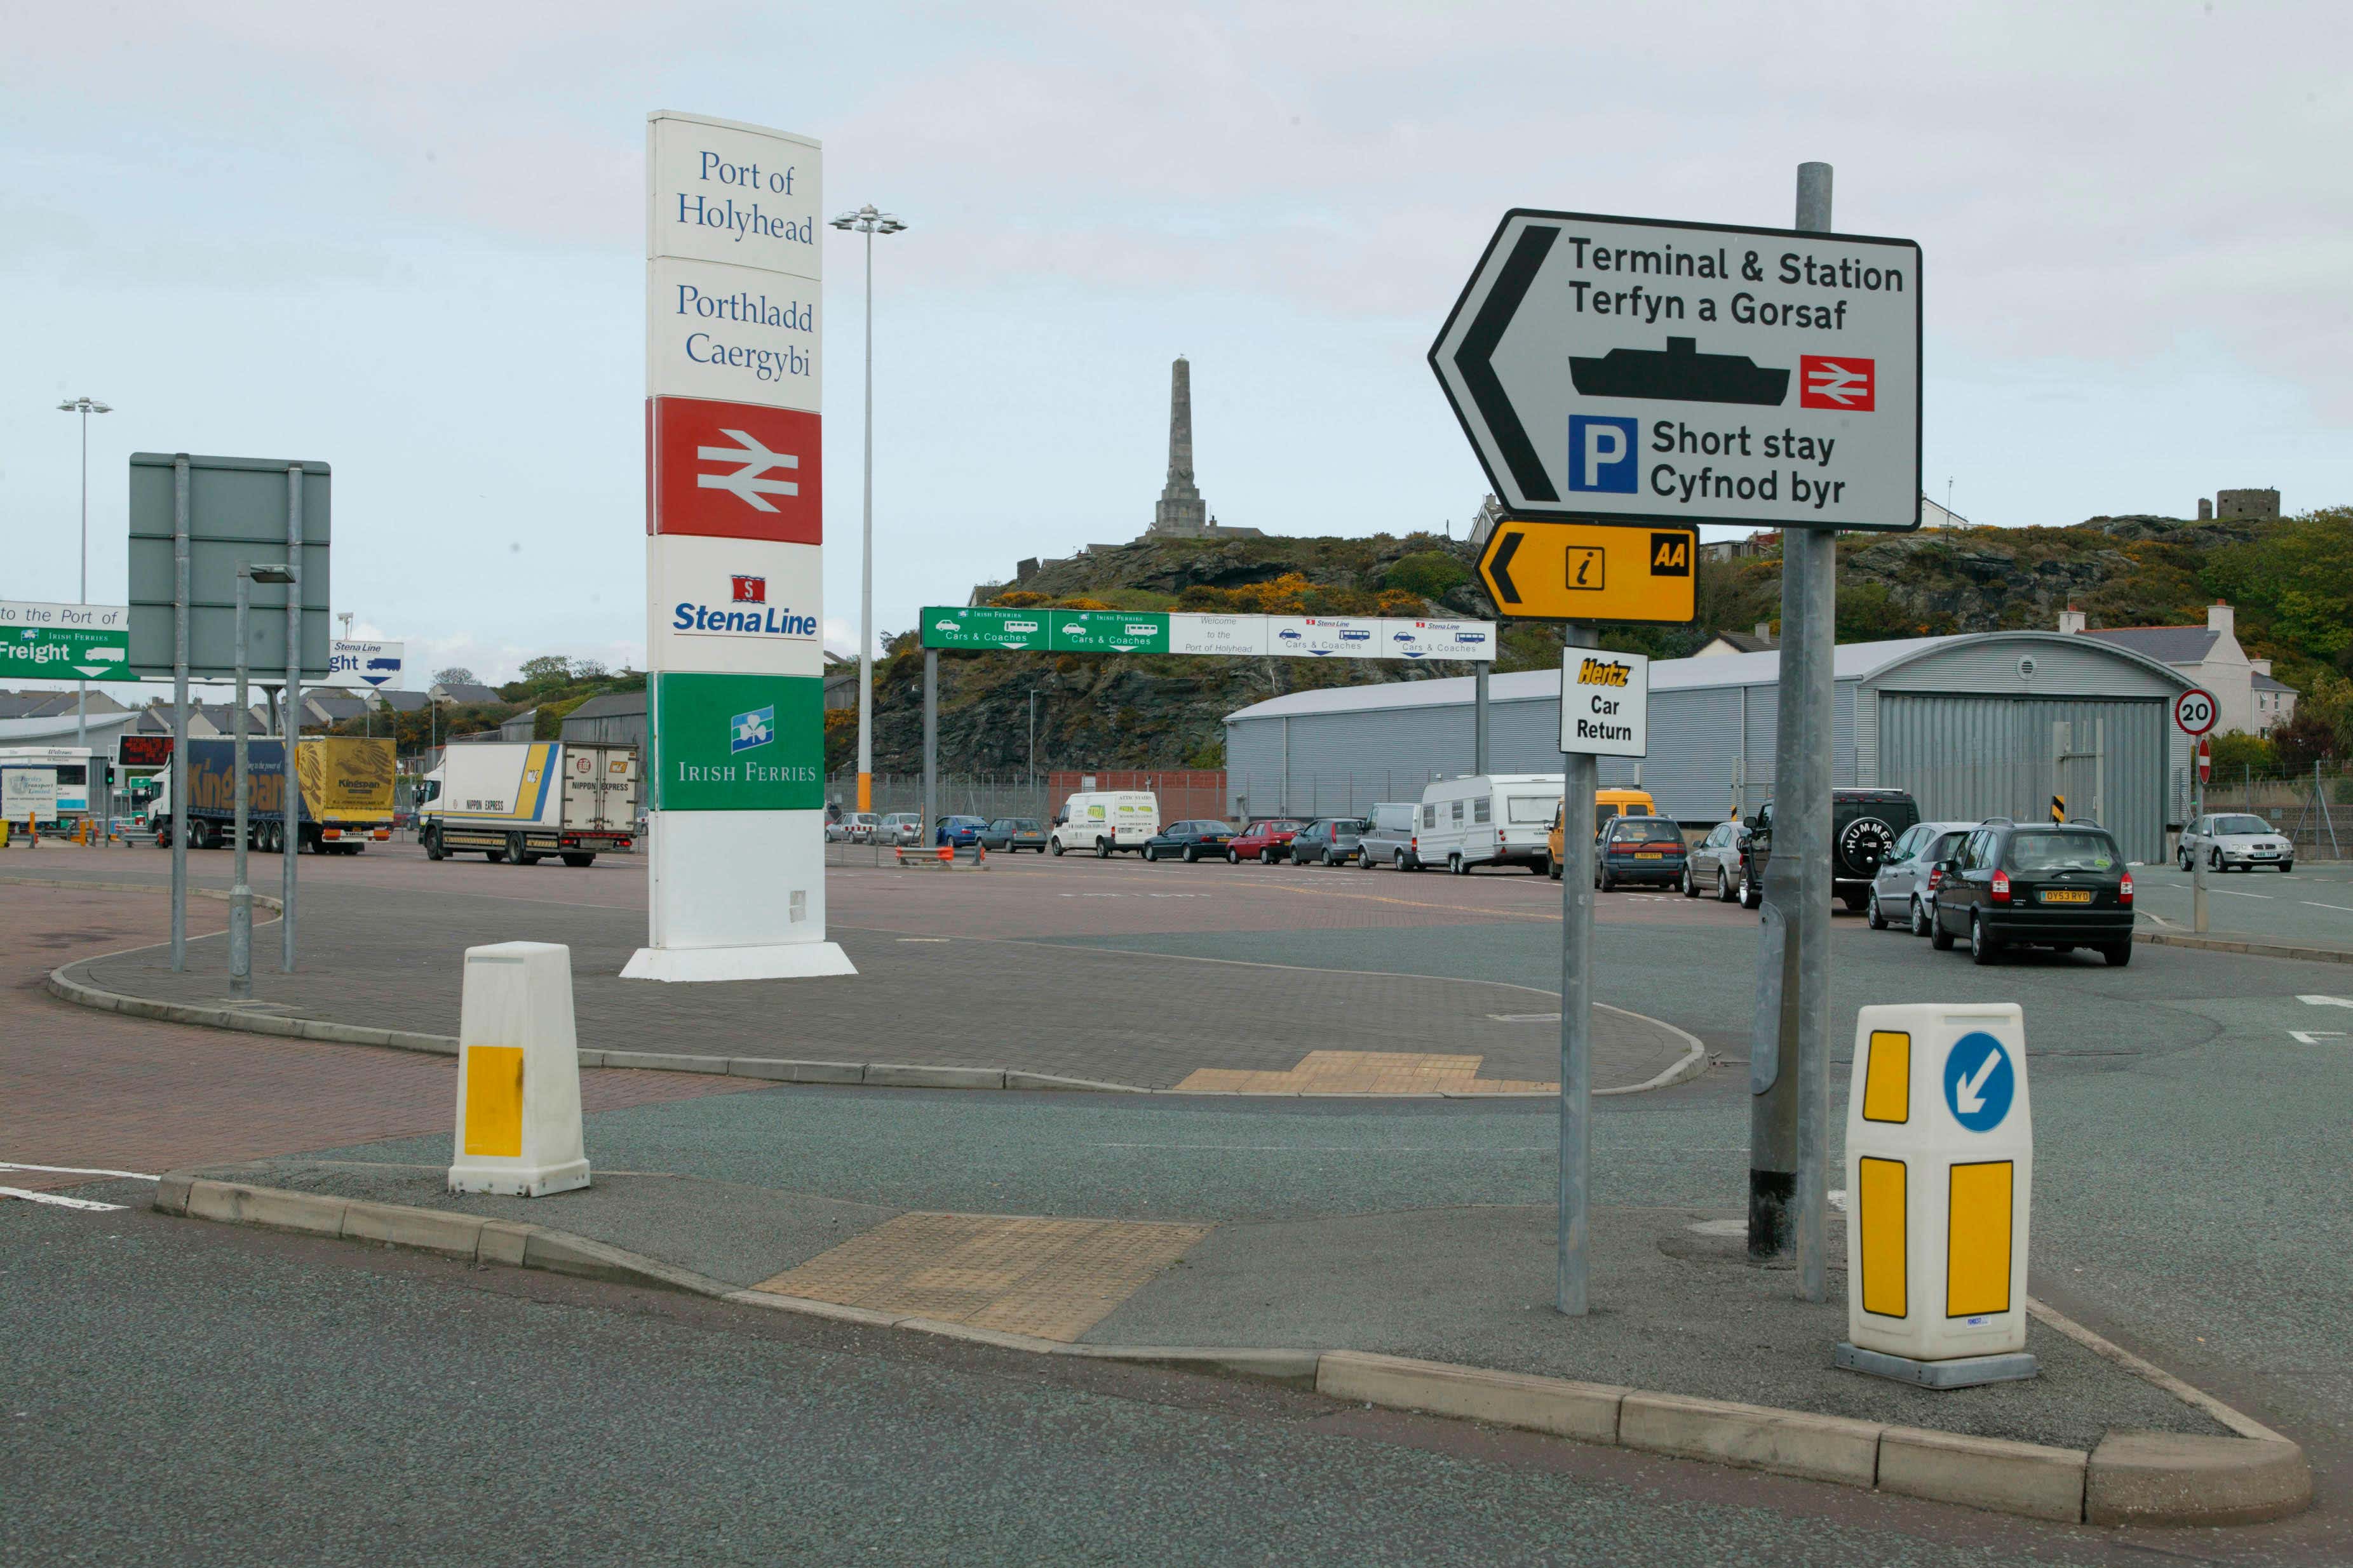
1487,1012,1561,1022
2298,995,2353,1008
894,937,951,943
1090,1142,1554,1153
2208,888,2272,899
2302,901,2353,915
0,1162,158,1180
0,1187,126,1210
2289,1031,2348,1046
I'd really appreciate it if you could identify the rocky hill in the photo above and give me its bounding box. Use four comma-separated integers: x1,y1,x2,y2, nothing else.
843,509,2352,775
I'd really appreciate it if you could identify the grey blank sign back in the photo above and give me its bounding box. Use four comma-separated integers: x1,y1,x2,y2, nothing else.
128,453,332,679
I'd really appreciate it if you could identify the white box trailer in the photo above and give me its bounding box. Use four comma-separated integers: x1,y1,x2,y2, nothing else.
421,742,639,867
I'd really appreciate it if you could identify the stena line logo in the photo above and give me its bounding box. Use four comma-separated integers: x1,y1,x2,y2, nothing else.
675,573,818,640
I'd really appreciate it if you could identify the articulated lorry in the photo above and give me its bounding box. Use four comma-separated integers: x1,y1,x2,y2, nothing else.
419,741,638,867
150,737,398,854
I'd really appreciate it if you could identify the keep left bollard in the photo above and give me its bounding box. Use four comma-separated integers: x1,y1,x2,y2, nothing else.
1837,1002,2035,1388
448,941,590,1197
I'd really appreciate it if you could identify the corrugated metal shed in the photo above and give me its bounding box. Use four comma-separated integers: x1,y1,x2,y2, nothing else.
1224,633,2197,862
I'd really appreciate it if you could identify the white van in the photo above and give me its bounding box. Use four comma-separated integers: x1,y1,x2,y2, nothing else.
1416,773,1564,874
1050,791,1160,857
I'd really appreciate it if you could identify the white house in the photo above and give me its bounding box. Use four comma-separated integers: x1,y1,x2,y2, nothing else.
2060,601,2298,737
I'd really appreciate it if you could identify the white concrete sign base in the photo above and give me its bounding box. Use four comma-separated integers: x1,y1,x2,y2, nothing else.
626,807,853,981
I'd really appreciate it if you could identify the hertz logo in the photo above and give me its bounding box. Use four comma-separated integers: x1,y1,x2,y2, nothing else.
1578,657,1631,687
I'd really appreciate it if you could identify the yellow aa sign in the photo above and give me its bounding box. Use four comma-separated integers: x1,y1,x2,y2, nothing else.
1478,520,1698,626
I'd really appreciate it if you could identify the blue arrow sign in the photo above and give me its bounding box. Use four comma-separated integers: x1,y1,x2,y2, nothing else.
1942,1031,2014,1133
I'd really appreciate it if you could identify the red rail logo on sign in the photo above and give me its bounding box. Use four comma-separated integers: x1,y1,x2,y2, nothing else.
1798,355,1875,411
650,397,822,544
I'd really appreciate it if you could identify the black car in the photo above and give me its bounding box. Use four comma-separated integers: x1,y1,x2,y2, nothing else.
1738,789,1920,911
1289,817,1368,866
1596,815,1687,890
978,817,1048,853
1929,819,2134,966
1142,820,1237,862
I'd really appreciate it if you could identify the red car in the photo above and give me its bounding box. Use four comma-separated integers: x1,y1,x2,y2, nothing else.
1227,817,1307,864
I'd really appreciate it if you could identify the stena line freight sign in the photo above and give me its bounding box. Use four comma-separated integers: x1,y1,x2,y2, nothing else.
1431,210,1922,532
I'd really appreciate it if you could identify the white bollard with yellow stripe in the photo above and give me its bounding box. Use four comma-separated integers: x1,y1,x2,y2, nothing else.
1837,1002,2036,1388
447,941,590,1198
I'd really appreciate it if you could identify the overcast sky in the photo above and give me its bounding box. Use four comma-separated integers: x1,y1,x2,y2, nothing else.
6,1,2349,687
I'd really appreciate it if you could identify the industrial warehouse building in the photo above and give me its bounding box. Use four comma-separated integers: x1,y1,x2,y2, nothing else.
1224,632,2201,864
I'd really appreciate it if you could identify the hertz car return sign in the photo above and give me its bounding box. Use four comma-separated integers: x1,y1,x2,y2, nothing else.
1431,210,1921,532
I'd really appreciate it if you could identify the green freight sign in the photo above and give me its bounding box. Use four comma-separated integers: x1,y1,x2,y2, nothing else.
922,606,1050,651
649,672,824,811
0,601,136,681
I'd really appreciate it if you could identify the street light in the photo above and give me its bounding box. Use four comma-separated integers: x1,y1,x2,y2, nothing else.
56,396,112,756
828,203,907,817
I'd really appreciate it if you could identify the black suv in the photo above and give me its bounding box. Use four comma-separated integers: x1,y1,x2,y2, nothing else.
1929,819,2134,966
1737,789,1920,912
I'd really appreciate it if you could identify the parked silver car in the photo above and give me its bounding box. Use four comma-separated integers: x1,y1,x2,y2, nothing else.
1680,820,1748,901
2178,812,2295,873
1867,819,1981,934
882,812,924,847
1357,801,1421,870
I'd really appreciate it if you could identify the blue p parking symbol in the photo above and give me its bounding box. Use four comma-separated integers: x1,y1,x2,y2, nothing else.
1567,415,1639,493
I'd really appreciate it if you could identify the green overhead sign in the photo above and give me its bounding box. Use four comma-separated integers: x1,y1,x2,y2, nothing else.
922,606,1051,651
1045,609,1171,654
0,601,137,681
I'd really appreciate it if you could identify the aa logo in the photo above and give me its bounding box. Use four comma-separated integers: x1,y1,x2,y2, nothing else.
1649,532,1691,577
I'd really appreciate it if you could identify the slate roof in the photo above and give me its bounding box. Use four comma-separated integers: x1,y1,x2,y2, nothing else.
1707,631,1777,653
433,682,504,704
2253,671,2297,693
2079,626,2222,664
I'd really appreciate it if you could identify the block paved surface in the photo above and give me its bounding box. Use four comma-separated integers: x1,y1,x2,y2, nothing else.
0,885,762,1191
43,869,1691,1091
755,1210,1212,1341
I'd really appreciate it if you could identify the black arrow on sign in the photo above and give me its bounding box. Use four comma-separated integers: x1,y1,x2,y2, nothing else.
1487,527,1524,606
1455,224,1560,503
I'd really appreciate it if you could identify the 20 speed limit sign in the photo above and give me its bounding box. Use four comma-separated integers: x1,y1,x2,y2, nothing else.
2174,688,2218,736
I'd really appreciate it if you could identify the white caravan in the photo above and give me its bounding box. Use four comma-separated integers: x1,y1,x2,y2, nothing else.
1415,773,1564,874
1050,790,1160,857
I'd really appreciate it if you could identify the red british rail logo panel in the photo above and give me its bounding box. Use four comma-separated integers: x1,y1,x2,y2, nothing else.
649,396,823,544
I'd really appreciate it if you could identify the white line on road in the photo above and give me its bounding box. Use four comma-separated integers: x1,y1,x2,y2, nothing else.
1089,1142,1556,1154
0,1187,127,1211
0,1162,158,1180
2208,888,2272,899
2298,995,2353,1008
2302,901,2353,915
2289,1031,2349,1046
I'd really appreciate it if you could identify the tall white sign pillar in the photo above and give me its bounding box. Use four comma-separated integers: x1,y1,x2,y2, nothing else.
626,111,854,982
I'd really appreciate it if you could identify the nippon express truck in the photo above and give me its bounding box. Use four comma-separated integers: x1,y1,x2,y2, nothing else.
418,741,638,867
150,737,397,854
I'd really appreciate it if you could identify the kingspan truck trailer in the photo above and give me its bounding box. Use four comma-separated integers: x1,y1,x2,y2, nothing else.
150,737,397,854
419,741,638,866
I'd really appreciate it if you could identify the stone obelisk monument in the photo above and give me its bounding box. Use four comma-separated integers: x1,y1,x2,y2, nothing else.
1152,357,1210,535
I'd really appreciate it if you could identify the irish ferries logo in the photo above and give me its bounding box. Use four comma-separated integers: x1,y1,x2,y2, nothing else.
730,704,775,754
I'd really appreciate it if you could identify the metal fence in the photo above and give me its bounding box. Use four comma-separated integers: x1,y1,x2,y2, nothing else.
1225,769,1461,822
2195,761,2348,861
826,774,1055,824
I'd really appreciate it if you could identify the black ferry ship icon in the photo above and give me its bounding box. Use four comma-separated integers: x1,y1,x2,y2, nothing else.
1568,337,1790,406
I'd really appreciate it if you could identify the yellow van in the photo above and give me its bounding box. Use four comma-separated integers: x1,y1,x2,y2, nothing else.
1547,789,1658,878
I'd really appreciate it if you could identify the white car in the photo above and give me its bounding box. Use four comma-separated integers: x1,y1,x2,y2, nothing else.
2178,812,2295,873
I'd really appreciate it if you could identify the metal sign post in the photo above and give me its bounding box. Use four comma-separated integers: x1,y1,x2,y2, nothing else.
2176,689,2217,936
1556,640,1651,1313
230,568,256,999
283,467,303,972
171,455,190,971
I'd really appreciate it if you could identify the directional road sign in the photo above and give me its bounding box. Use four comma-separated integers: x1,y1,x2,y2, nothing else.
126,453,332,680
1478,521,1696,624
1942,1030,2016,1134
0,600,135,681
1431,210,1922,532
2174,687,2218,737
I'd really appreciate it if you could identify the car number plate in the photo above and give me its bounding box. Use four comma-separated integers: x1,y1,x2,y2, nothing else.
2039,888,2093,904
1635,852,1663,860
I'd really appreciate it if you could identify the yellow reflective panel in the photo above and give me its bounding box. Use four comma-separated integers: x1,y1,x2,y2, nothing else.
462,1045,525,1158
1857,1156,1908,1318
1862,1030,1910,1123
1947,1161,2014,1318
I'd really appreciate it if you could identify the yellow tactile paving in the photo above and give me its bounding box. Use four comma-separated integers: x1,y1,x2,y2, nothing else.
1173,1049,1556,1095
751,1211,1212,1343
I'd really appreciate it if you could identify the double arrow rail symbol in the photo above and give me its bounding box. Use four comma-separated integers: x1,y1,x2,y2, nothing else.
696,430,800,513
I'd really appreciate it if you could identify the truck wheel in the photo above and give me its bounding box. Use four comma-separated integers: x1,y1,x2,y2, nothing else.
1049,838,1065,856
1096,838,1110,859
424,829,445,862
561,853,596,868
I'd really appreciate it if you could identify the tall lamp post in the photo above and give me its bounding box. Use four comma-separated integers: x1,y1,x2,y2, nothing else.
57,396,112,756
828,203,906,817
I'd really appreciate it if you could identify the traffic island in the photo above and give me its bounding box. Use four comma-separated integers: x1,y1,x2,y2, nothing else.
145,1157,2307,1530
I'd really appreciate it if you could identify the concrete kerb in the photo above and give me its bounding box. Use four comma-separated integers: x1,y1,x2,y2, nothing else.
157,1174,2307,1529
2136,928,2353,966
46,954,1694,1099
